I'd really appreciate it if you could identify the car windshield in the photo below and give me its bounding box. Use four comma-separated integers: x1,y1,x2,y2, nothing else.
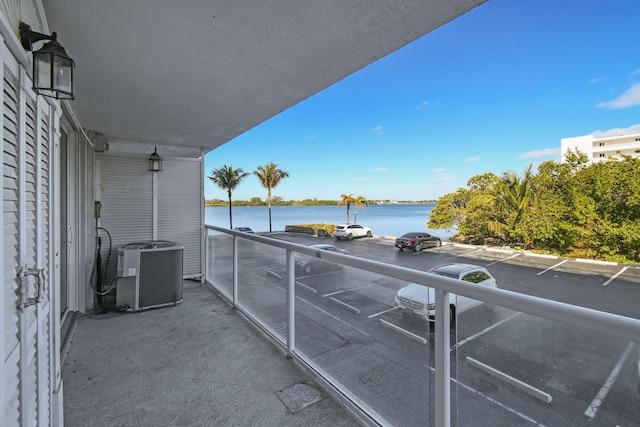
430,270,459,279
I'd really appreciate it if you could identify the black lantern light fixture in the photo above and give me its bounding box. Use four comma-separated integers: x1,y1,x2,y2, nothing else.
19,22,75,100
149,147,162,172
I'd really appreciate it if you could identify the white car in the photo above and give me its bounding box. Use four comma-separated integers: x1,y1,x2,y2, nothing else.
395,263,497,325
333,224,373,240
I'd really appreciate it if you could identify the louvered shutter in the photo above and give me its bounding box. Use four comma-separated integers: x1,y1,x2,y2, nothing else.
158,158,202,277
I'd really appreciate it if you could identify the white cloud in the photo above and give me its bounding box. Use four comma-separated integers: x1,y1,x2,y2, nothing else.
372,167,387,172
596,83,640,109
306,134,318,139
417,100,439,109
592,123,640,138
465,156,480,163
355,177,371,182
519,148,560,159
589,76,606,84
430,168,452,185
430,175,451,184
370,125,385,135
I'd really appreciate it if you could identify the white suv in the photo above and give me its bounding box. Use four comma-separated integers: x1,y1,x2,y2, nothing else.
395,263,497,324
333,224,373,240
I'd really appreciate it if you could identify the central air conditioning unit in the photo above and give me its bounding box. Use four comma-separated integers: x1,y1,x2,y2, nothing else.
116,240,184,311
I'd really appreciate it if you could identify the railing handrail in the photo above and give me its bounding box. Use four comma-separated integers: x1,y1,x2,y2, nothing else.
205,225,640,343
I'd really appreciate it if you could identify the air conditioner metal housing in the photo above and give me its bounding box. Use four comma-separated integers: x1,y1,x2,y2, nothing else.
116,240,184,311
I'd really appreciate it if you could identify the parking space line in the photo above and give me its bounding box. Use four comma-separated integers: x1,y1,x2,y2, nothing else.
296,281,317,293
378,319,427,344
536,259,568,276
323,283,376,297
368,307,397,319
585,341,636,418
434,366,547,426
453,312,521,349
466,357,553,403
448,247,485,260
329,296,361,314
295,295,372,338
263,270,318,293
266,269,282,279
486,253,521,267
602,266,628,287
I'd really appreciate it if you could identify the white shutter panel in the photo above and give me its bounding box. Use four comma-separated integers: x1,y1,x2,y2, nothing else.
3,64,21,427
98,155,154,280
158,158,202,277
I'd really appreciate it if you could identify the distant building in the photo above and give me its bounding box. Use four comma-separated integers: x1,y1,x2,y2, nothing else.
561,132,640,164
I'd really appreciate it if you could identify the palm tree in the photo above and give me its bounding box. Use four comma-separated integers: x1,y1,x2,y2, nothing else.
353,195,368,223
500,164,534,228
338,193,356,223
253,162,289,232
208,165,250,229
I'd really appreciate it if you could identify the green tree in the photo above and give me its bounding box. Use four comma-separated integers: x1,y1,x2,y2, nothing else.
564,148,589,172
354,195,368,223
429,173,500,242
575,156,640,261
208,165,250,229
521,160,577,251
249,196,263,206
253,162,289,232
495,165,535,244
338,194,356,223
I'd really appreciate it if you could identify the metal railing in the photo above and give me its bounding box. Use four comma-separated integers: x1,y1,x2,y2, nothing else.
204,225,640,426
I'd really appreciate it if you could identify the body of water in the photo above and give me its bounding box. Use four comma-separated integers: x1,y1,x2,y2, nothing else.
205,204,457,240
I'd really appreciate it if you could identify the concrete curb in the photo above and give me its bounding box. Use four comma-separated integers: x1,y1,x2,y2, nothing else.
575,258,618,266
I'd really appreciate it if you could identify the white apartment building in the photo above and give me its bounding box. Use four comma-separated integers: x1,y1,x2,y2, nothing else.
561,132,640,163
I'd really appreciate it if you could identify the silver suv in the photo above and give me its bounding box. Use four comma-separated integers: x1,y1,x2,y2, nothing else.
333,224,372,240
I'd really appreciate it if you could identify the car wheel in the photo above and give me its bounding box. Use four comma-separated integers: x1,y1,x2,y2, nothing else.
335,236,341,240
413,243,422,252
304,264,312,274
347,233,354,240
366,231,372,237
398,247,404,251
436,240,442,247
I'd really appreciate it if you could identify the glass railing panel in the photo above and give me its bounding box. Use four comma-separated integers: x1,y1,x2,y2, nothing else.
292,264,436,426
454,303,640,426
235,238,287,342
205,228,233,298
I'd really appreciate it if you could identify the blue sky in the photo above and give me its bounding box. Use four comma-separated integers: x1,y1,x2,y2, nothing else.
205,0,640,202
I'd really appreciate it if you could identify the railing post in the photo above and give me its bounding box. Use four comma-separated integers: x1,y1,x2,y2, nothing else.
286,249,295,358
232,235,238,307
435,289,451,427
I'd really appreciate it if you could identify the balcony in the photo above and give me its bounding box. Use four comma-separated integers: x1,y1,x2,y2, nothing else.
64,226,640,426
62,279,363,426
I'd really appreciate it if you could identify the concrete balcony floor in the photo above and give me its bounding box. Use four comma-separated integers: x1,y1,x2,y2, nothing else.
62,280,363,426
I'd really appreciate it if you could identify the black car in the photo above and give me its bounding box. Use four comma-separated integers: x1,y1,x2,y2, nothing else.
233,227,254,234
295,244,348,274
395,232,441,252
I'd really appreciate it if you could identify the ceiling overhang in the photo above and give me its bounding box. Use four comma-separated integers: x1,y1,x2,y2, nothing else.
43,1,486,155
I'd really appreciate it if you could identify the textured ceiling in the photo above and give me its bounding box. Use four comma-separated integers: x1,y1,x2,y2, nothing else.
43,1,485,155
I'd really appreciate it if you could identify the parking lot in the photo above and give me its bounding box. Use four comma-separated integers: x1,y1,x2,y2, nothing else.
209,231,640,426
